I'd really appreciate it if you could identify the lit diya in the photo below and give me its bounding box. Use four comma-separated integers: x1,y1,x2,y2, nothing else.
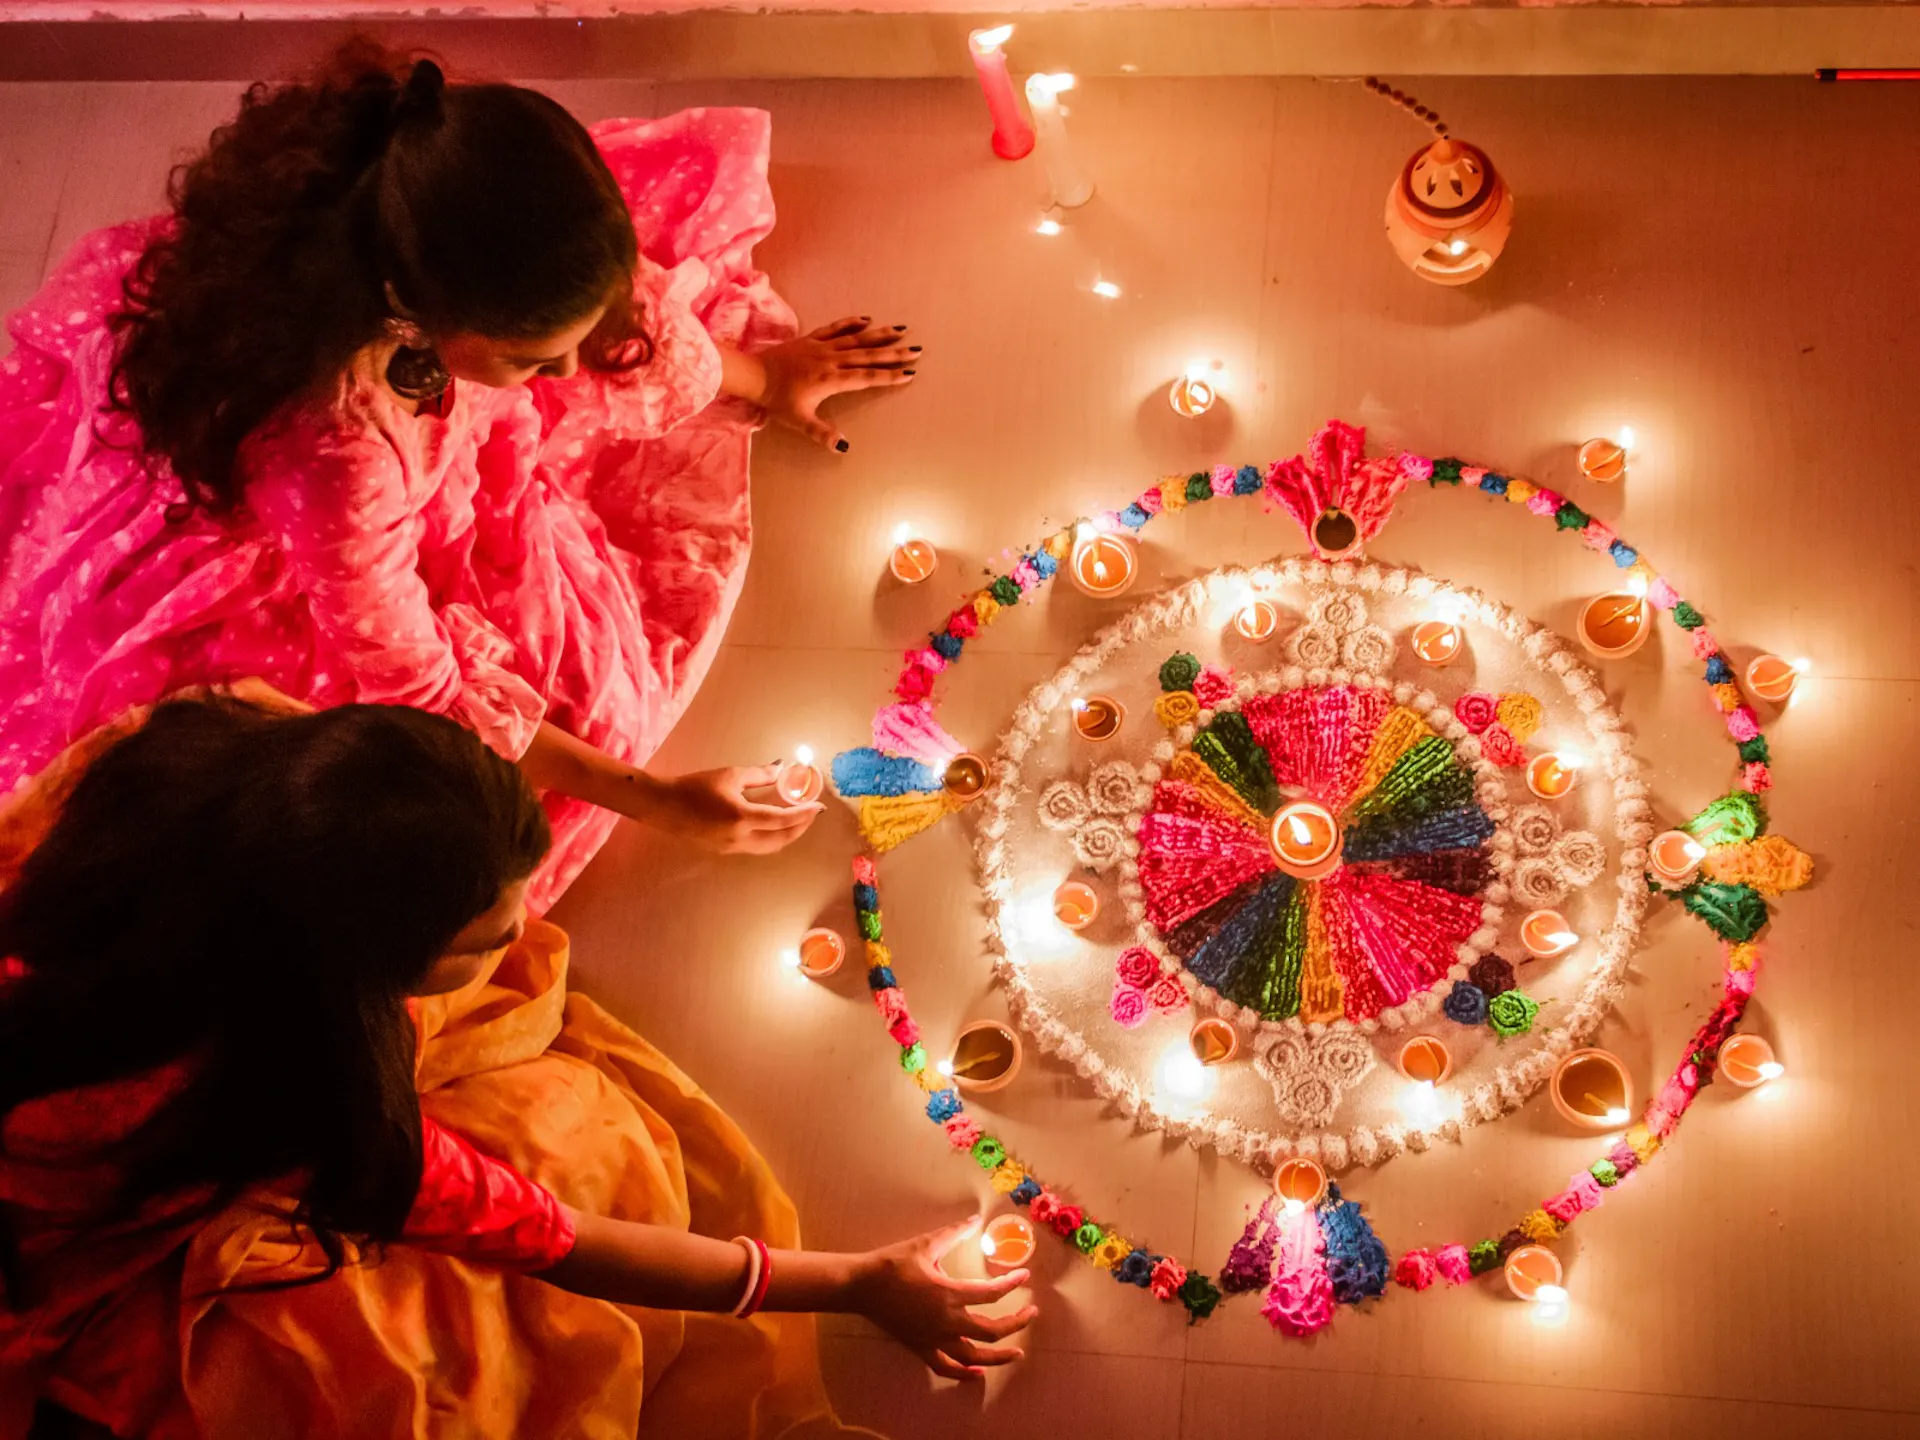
1189,1016,1241,1066
1717,1033,1784,1088
1577,437,1628,483
1648,830,1706,886
774,746,824,805
1521,909,1578,959
1269,801,1341,881
980,1213,1036,1273
946,1020,1023,1094
887,524,938,584
1071,695,1124,741
1504,1243,1565,1300
1233,598,1280,643
1167,371,1217,418
792,928,845,979
1549,1048,1633,1131
1273,1157,1327,1214
1410,619,1463,666
1578,591,1651,659
942,752,990,802
1745,654,1801,704
1395,1034,1453,1085
1053,880,1099,929
1069,530,1138,598
1525,752,1580,800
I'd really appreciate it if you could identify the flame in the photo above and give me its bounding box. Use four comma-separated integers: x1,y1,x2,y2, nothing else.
1030,71,1076,96
1286,815,1313,846
1092,280,1122,299
1546,931,1578,948
971,23,1014,52
1618,426,1636,452
891,522,913,546
779,948,802,970
1035,217,1062,236
793,744,815,767
1757,1061,1785,1080
979,1231,999,1257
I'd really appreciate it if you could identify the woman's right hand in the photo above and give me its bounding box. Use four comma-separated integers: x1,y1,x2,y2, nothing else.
850,1215,1038,1380
638,764,821,855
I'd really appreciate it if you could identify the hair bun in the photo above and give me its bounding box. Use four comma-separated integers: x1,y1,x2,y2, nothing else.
399,59,445,118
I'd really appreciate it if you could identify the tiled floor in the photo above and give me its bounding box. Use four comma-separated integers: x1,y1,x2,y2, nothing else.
4,67,1918,1440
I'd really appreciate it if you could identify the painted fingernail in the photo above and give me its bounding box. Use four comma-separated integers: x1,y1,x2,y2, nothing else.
903,370,916,377
893,324,908,332
909,345,922,353
860,315,871,321
835,438,851,452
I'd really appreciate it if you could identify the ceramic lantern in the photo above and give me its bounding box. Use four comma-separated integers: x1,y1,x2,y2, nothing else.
1384,137,1514,287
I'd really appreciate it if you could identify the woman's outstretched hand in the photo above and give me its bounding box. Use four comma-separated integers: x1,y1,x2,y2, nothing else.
639,764,821,854
851,1215,1037,1381
748,317,920,452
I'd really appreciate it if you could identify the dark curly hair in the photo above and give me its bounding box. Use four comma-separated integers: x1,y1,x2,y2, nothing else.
108,39,649,518
0,697,551,1303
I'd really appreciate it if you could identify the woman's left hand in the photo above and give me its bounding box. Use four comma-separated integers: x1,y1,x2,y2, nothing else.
751,317,920,451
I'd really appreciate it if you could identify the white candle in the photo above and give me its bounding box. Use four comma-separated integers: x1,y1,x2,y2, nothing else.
1025,73,1093,209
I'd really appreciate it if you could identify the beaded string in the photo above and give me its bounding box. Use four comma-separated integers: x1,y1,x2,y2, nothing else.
1365,75,1450,137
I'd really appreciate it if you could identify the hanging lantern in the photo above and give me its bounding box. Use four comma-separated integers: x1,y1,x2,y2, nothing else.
1369,78,1513,287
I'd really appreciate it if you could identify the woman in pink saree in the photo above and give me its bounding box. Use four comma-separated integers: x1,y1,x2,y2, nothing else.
0,44,917,911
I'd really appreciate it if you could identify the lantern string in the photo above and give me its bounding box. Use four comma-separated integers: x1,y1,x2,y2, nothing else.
1364,76,1449,137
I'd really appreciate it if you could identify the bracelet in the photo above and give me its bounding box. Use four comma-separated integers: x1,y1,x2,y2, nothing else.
728,1236,763,1318
735,1237,773,1320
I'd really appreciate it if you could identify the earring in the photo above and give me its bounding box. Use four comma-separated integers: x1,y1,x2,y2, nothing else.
383,316,450,403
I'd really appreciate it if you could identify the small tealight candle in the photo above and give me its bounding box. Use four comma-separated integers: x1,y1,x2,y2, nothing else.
1071,695,1125,741
1189,1016,1241,1066
1168,370,1217,418
1273,1157,1327,1215
1504,1243,1565,1300
1717,1033,1784,1088
943,752,990,802
1578,591,1652,659
1521,909,1578,959
1648,829,1707,886
1525,752,1580,800
887,523,938,584
792,928,845,979
1411,619,1463,666
1053,880,1099,929
947,1020,1023,1094
980,1212,1036,1273
775,745,824,806
1745,654,1802,704
1310,507,1363,562
1549,1048,1633,1131
1233,599,1280,643
1069,529,1138,598
1396,1034,1453,1085
1578,437,1628,484
1269,801,1342,881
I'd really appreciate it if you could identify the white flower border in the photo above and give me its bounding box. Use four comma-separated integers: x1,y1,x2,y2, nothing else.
974,559,1654,1173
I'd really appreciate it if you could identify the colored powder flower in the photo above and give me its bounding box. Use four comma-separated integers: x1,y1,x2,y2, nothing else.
1192,665,1233,707
1233,464,1264,495
1012,1177,1043,1206
1210,465,1237,497
945,607,979,639
1136,488,1165,515
1154,690,1201,728
1117,1248,1157,1286
1505,478,1537,505
1479,472,1510,496
1012,559,1039,589
1401,454,1435,483
1467,1240,1502,1276
925,1088,962,1122
1393,1249,1438,1291
1051,1204,1086,1239
1569,1171,1604,1212
1094,1234,1132,1270
1030,1191,1062,1226
1478,723,1526,767
1115,946,1160,990
1032,549,1059,579
1150,1257,1188,1300
1121,504,1151,528
1487,989,1540,1037
989,576,1021,606
1073,1222,1104,1254
1454,692,1499,734
1520,1209,1562,1244
887,1016,921,1048
1580,521,1617,551
899,1042,926,1073
1743,762,1773,794
1443,981,1489,1026
1526,490,1560,518
1468,955,1516,997
991,1162,1027,1194
972,1137,1008,1170
1494,692,1543,742
874,987,910,1029
1158,652,1201,692
1646,577,1679,610
1178,1271,1223,1321
851,856,877,886
1608,539,1638,567
1110,986,1150,1028
930,631,962,661
1727,707,1761,743
1147,972,1188,1012
868,964,897,991
894,666,935,702
943,1116,983,1150
1435,1244,1472,1285
1544,1189,1583,1225
1688,627,1719,661
1590,1159,1620,1187
972,593,1001,626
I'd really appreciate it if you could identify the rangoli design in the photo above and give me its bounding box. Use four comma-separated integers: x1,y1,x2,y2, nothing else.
826,419,1814,1338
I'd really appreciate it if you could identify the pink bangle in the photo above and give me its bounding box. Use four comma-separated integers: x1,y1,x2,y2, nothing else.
728,1236,763,1318
736,1237,773,1319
